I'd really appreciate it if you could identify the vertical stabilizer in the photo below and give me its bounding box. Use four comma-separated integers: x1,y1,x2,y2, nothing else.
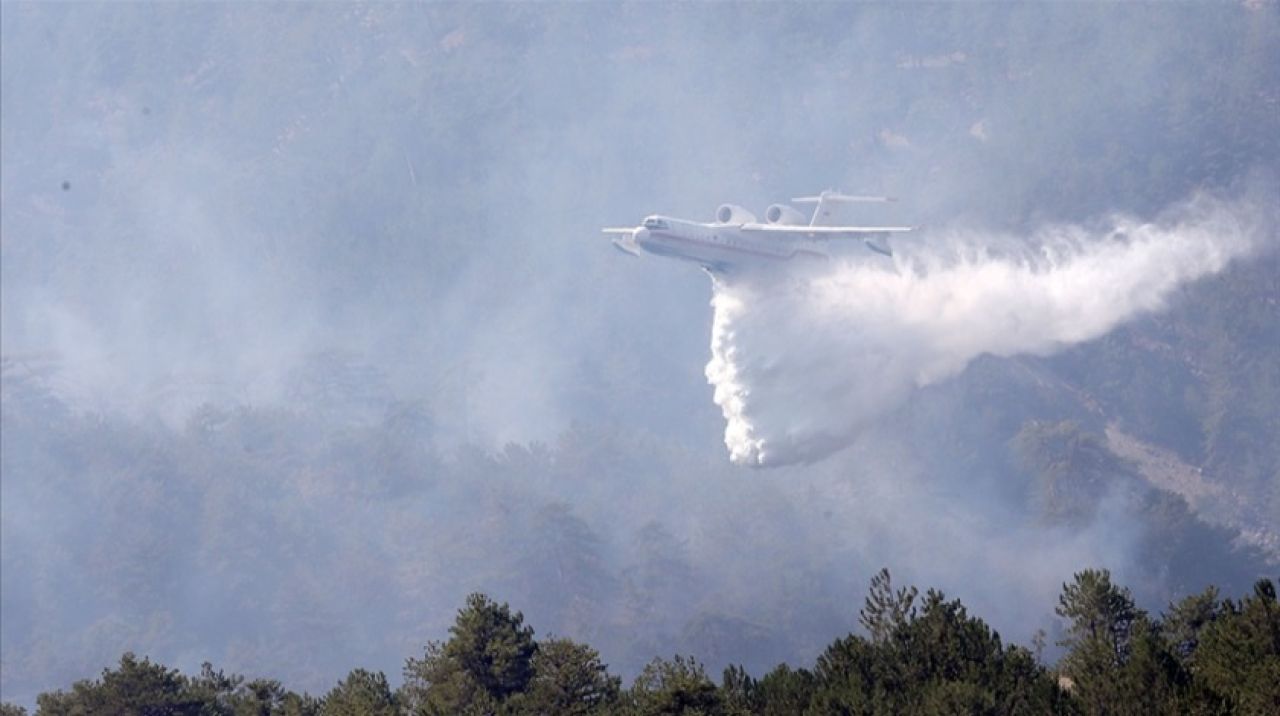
792,190,896,226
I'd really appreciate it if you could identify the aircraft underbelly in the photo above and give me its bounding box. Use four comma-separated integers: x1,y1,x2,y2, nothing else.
641,232,793,267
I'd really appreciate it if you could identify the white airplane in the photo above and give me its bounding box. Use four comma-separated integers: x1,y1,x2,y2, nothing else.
603,191,914,274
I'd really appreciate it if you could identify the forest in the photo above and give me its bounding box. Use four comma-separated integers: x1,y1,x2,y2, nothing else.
5,569,1278,715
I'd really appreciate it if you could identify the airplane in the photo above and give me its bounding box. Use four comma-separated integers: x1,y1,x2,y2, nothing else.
603,190,914,274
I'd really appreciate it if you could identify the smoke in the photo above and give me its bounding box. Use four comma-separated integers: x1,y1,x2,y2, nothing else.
708,191,1267,466
3,1,1277,707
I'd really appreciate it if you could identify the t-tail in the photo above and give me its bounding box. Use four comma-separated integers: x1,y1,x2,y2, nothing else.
791,190,897,227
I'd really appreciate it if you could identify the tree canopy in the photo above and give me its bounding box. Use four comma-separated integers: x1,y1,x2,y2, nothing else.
12,571,1276,715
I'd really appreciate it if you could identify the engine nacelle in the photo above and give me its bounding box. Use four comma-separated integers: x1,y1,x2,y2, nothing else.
765,204,808,225
715,204,757,225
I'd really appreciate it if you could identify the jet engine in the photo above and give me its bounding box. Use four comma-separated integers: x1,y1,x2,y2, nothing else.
715,204,757,225
764,204,808,225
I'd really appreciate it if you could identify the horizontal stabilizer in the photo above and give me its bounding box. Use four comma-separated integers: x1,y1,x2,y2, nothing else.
792,193,897,204
792,190,900,227
740,224,914,236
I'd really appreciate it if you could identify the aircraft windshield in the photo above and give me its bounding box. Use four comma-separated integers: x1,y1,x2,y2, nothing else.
643,217,669,230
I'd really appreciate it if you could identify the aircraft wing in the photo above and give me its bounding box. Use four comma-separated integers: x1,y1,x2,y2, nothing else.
740,224,912,257
602,227,641,257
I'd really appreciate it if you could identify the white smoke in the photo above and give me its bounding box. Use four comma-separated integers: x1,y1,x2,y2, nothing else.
707,192,1267,466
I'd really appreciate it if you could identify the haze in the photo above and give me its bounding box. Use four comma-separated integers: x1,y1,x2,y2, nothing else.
2,2,1277,709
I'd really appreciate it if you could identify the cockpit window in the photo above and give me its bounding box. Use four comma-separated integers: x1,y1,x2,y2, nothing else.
643,217,669,230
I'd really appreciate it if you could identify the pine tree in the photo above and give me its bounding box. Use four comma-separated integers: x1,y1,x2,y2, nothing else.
625,655,721,716
1195,579,1280,715
859,568,918,644
515,638,620,715
319,670,397,716
401,593,538,715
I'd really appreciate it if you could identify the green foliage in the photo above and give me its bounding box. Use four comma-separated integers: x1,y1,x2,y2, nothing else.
401,593,538,715
1055,569,1143,713
1,704,29,716
1162,585,1221,668
1052,572,1280,714
516,638,620,715
717,663,818,716
813,579,1066,715
1114,615,1186,714
625,655,722,716
717,665,754,716
1056,569,1139,661
318,669,396,716
30,654,319,716
859,567,918,644
16,578,1280,716
918,680,994,715
1194,579,1280,715
809,632,878,713
753,664,815,716
228,678,321,716
34,652,201,716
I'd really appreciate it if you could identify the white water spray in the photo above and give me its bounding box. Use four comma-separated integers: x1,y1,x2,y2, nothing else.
707,193,1265,466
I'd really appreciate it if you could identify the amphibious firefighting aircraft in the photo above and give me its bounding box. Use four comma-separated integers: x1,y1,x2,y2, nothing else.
602,191,913,274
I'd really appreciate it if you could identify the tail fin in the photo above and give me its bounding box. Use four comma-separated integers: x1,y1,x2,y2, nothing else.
791,190,897,226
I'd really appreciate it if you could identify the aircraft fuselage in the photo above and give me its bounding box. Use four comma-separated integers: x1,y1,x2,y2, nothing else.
630,216,827,273
604,192,911,273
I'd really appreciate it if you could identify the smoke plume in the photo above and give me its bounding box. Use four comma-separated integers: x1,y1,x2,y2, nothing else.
707,192,1265,466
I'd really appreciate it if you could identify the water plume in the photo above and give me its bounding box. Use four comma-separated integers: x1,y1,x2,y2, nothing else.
707,192,1266,466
